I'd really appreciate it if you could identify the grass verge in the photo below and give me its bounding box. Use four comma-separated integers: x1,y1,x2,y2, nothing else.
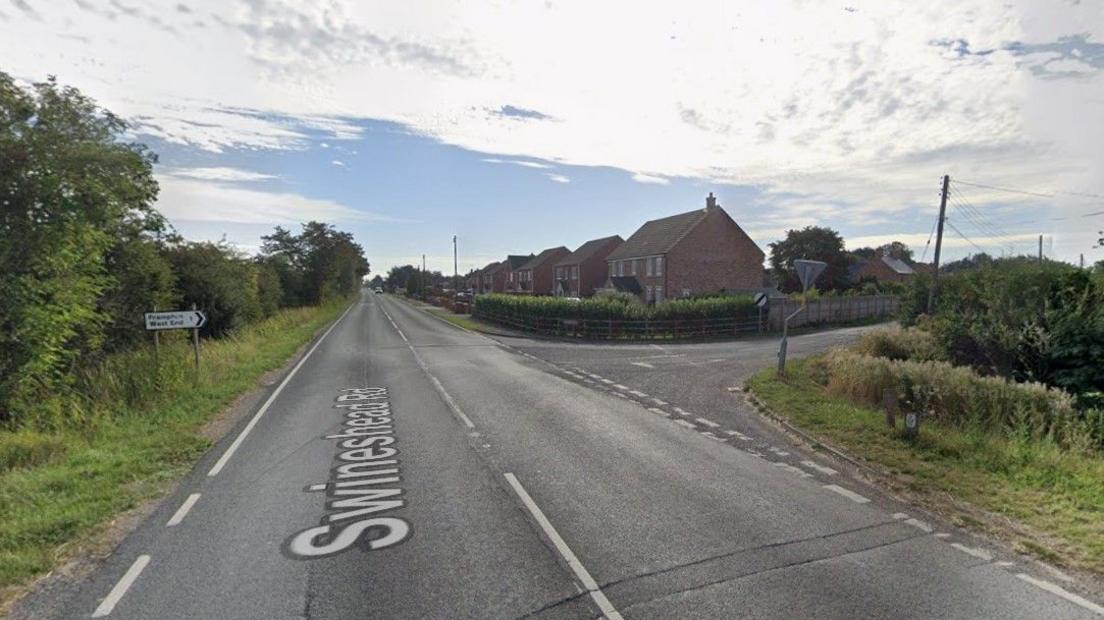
0,299,350,601
746,357,1104,576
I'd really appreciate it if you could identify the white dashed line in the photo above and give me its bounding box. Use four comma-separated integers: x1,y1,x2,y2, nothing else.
775,462,812,477
950,543,992,562
995,561,1016,568
701,431,726,441
165,493,200,527
823,484,870,503
651,398,668,406
767,447,791,457
695,417,720,428
675,419,697,429
503,474,624,620
208,301,355,477
723,430,752,441
629,390,648,398
613,384,630,391
92,555,150,617
600,378,615,385
934,533,951,539
904,518,932,533
1016,574,1104,615
892,512,910,520
673,407,691,416
799,460,838,476
647,407,669,417
631,362,654,369
611,391,627,399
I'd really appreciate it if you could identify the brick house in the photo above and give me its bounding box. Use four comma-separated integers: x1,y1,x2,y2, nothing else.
500,254,535,293
553,235,623,298
604,193,765,303
514,247,571,295
849,253,916,283
478,261,503,293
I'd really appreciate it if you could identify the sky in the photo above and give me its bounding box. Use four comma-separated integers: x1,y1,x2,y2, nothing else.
2,0,1103,275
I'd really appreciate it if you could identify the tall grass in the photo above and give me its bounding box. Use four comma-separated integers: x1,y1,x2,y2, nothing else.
812,350,1104,452
852,327,944,362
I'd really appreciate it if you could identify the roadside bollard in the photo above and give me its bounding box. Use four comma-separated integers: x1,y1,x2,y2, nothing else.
882,389,897,429
904,411,922,440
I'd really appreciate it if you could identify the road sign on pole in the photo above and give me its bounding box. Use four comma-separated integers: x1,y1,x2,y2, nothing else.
754,292,768,308
794,259,827,293
144,310,206,331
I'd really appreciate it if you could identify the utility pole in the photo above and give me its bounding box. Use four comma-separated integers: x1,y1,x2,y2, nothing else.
1038,235,1043,263
422,254,426,295
1081,253,1085,269
926,174,950,314
453,235,459,294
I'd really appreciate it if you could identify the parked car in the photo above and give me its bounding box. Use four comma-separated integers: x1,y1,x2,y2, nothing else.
373,287,383,294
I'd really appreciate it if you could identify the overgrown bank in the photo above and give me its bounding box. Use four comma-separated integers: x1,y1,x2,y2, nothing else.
0,299,350,603
746,345,1104,576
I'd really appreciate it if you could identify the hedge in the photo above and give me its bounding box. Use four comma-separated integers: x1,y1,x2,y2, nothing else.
473,293,756,322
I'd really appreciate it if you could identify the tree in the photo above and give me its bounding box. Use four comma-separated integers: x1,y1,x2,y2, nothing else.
369,275,384,288
768,226,851,293
260,222,369,305
0,73,161,419
877,241,914,262
164,241,261,337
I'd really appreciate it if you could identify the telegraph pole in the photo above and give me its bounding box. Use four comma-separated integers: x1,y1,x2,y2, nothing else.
1038,235,1043,263
453,235,459,293
422,254,426,294
926,174,950,313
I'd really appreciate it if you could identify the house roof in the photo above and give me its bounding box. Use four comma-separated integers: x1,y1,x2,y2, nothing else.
606,208,710,261
880,255,915,275
518,247,569,271
481,261,504,275
503,254,534,270
555,235,623,266
608,276,643,294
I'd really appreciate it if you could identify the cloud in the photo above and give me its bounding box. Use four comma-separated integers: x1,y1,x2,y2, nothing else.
631,172,669,185
491,104,553,121
331,159,346,167
155,176,408,225
545,173,570,184
481,158,553,169
165,166,277,182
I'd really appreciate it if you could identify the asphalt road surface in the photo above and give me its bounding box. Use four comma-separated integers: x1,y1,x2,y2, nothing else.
21,291,1104,619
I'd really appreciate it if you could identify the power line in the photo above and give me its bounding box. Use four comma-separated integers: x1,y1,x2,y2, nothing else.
952,179,1104,201
919,217,938,262
944,220,988,254
945,191,1020,253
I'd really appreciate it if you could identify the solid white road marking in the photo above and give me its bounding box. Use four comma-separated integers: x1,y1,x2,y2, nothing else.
823,484,870,503
768,447,791,457
799,460,838,476
630,362,654,369
892,512,910,520
380,302,475,429
1016,574,1104,615
651,398,668,406
503,474,624,620
723,430,752,441
673,407,691,416
675,419,697,429
950,543,992,561
701,431,726,441
647,407,669,417
695,417,720,428
91,555,150,617
934,533,951,539
165,493,200,527
208,301,355,476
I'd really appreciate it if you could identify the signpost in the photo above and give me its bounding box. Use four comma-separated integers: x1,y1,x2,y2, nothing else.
777,259,826,376
145,308,207,385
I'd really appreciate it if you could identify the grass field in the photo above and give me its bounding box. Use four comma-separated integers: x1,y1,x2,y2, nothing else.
746,358,1104,576
0,299,351,601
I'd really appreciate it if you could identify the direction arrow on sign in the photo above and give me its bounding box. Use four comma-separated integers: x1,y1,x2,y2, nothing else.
793,259,828,292
145,310,207,331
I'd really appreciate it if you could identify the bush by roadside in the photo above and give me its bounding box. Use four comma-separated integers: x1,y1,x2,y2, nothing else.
473,292,755,321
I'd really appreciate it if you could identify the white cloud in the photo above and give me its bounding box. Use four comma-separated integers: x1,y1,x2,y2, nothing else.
631,173,669,185
5,0,1103,262
331,159,346,167
481,158,552,169
546,173,570,184
164,166,277,182
155,175,406,225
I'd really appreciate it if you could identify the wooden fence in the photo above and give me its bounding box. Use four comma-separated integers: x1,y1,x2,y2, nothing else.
766,295,899,330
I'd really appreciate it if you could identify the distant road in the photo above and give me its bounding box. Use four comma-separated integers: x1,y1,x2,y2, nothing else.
24,291,1100,619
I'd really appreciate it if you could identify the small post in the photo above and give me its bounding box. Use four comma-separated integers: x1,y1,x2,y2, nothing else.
904,411,922,440
191,302,200,386
882,389,897,429
152,304,160,369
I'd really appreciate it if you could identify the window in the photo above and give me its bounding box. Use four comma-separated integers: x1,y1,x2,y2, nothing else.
571,266,578,280
646,257,654,276
655,286,664,303
656,256,664,276
629,260,636,276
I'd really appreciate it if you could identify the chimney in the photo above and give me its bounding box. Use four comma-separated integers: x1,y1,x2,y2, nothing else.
705,192,717,210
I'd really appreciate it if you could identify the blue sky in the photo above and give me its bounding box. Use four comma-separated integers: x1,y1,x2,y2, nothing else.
2,1,1102,275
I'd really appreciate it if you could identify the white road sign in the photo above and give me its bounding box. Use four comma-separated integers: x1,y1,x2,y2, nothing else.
793,259,828,292
145,310,206,331
754,292,768,307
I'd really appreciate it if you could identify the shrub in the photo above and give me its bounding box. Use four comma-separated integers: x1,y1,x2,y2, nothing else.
473,293,755,322
812,350,1102,451
853,327,944,362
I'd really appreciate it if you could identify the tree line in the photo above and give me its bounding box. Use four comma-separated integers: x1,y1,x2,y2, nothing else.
0,73,367,423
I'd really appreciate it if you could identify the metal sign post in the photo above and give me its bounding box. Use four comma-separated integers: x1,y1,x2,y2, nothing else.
144,308,207,386
777,260,827,377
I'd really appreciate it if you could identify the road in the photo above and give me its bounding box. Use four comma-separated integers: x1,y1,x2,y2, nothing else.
21,291,1103,619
